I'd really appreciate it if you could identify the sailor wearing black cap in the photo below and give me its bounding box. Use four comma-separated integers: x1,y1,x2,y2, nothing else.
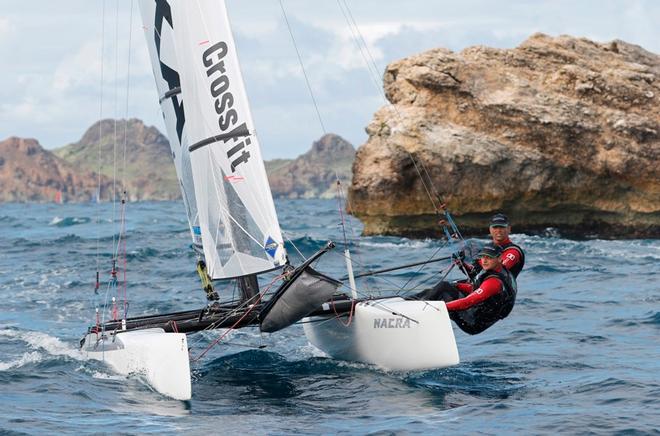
440,243,518,335
458,213,525,279
487,213,525,278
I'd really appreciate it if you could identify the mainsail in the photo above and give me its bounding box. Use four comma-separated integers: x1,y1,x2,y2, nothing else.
140,0,287,279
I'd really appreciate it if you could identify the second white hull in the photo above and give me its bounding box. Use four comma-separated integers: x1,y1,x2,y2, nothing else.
303,298,460,371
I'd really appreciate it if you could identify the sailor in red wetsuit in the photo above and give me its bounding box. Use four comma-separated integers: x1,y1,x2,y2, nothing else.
459,213,525,279
487,213,525,277
441,243,517,334
413,212,523,332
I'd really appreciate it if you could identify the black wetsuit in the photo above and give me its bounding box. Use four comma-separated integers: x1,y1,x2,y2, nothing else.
424,268,517,335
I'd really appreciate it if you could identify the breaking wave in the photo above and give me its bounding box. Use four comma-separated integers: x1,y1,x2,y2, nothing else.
50,216,92,227
0,329,83,371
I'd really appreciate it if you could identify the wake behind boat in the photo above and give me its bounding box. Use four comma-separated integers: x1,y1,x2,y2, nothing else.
81,0,460,400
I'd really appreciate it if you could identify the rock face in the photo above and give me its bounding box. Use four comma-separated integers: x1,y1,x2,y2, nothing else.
349,34,660,238
268,133,355,199
0,137,114,202
54,119,179,201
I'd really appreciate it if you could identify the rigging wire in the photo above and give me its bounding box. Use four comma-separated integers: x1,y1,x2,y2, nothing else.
336,0,458,230
335,180,349,250
333,178,374,295
112,0,121,318
396,241,450,294
328,240,452,298
278,0,327,135
92,0,135,324
112,0,119,255
277,1,369,296
282,231,308,262
118,0,135,318
93,0,107,318
335,0,471,291
277,0,466,298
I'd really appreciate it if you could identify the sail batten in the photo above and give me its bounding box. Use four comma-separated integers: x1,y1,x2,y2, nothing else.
159,87,182,103
188,127,251,153
141,0,286,280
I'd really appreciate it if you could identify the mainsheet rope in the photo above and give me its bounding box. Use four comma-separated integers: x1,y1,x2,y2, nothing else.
189,273,285,362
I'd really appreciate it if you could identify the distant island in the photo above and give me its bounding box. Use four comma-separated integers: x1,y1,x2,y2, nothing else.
0,119,355,203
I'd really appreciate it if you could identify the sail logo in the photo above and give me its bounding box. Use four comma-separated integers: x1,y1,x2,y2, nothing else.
264,236,279,258
373,318,411,329
202,41,252,173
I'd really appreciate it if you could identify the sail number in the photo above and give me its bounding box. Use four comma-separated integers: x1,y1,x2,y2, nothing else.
203,41,252,172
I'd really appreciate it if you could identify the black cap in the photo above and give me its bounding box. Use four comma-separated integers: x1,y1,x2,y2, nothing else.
489,213,509,228
477,243,502,258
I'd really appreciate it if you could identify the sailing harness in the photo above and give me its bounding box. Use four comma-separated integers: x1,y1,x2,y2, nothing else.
499,241,526,278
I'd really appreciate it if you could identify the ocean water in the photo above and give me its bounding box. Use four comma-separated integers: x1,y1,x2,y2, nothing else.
0,200,658,435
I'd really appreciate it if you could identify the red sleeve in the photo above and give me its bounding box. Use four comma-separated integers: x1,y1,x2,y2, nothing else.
446,277,502,311
501,247,521,271
456,282,473,294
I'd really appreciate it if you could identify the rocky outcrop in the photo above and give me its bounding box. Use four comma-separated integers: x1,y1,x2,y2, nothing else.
268,134,355,199
54,119,179,201
349,34,660,238
0,137,114,202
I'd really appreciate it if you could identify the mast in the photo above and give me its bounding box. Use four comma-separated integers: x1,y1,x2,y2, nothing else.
238,275,259,301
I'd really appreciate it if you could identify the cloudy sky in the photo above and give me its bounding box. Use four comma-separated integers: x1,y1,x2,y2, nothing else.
1,0,658,159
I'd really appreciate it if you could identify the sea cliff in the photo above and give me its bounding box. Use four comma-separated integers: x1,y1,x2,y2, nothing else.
349,34,660,238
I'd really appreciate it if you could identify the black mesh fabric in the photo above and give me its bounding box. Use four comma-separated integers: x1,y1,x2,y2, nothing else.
259,266,341,333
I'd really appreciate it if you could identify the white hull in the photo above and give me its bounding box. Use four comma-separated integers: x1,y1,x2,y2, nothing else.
303,298,460,370
81,328,191,401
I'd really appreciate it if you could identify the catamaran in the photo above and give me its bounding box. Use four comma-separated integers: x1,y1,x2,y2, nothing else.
80,0,460,401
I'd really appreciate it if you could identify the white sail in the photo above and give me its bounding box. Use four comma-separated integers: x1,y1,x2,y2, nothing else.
139,0,202,247
167,0,286,279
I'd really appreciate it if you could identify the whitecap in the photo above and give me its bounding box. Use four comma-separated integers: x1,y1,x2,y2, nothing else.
49,216,64,226
0,329,84,361
91,371,125,381
0,351,42,371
